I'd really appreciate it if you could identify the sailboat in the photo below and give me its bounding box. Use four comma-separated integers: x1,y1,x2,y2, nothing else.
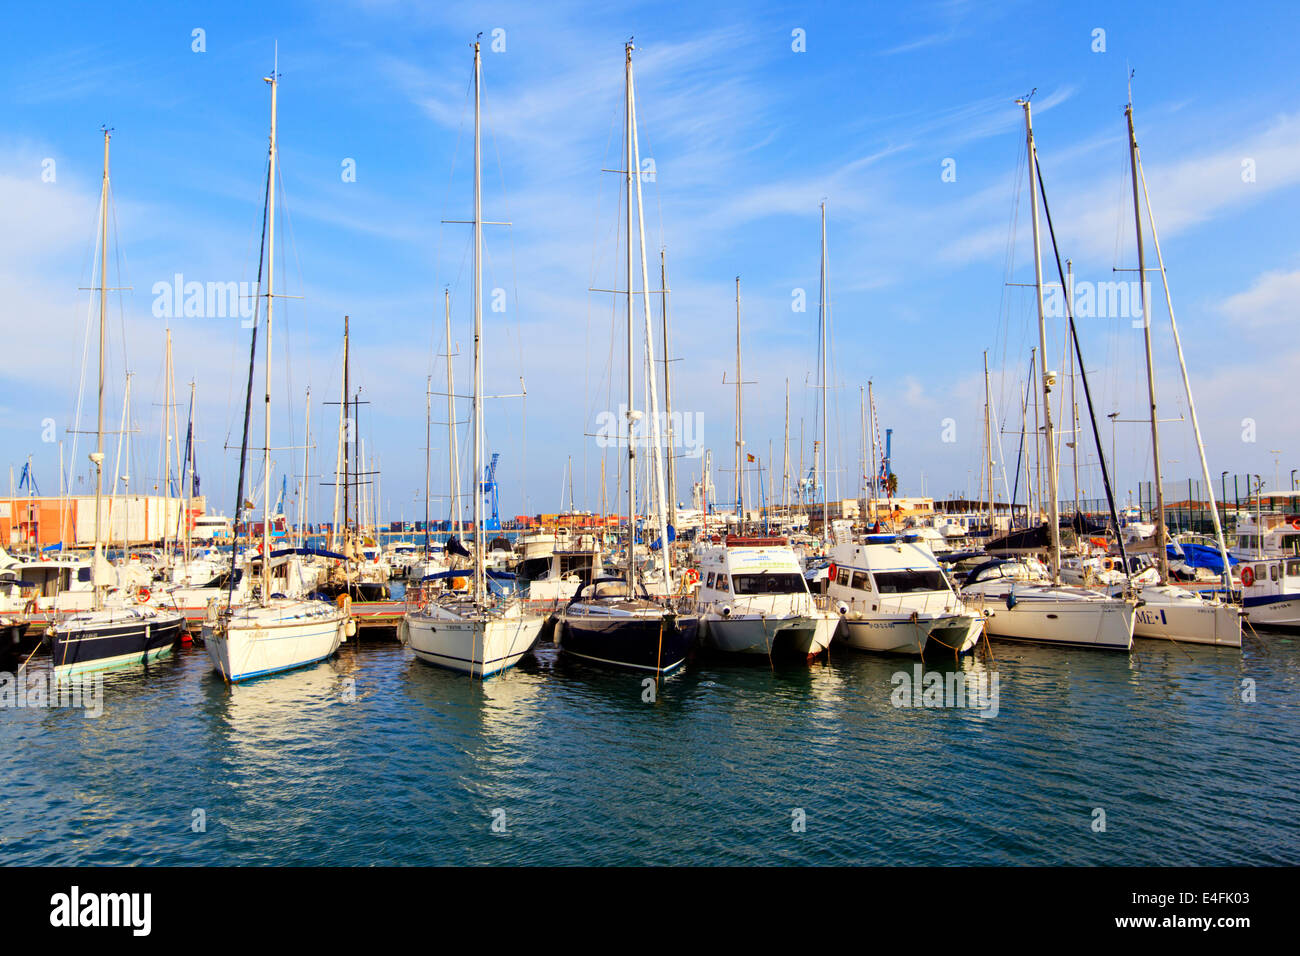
554,40,700,674
1102,95,1241,647
399,40,544,679
48,129,186,678
202,63,350,683
959,97,1136,651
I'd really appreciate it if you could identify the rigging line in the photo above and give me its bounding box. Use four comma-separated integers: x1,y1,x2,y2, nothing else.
226,148,272,610
1033,152,1130,578
483,81,530,517
585,105,621,513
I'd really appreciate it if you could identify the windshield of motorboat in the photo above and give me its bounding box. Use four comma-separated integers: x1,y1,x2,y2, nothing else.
731,572,808,595
871,569,949,594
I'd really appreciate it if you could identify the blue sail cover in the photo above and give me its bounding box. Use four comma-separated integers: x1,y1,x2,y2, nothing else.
1168,542,1238,574
649,525,677,551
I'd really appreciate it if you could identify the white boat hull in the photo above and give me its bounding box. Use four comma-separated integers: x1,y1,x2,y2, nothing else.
203,599,347,682
401,608,543,677
837,611,982,656
1131,588,1242,647
975,591,1135,651
702,612,833,657
1243,595,1300,629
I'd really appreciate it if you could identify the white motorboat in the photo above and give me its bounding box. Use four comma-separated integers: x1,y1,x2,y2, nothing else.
828,534,983,656
1236,555,1300,629
696,535,835,660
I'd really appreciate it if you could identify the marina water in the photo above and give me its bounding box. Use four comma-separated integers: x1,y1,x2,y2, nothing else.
2,635,1297,865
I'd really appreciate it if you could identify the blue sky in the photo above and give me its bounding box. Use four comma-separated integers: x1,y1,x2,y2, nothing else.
3,0,1299,525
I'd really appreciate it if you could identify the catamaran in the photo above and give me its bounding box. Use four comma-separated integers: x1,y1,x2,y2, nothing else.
48,129,185,677
203,63,350,683
399,40,544,678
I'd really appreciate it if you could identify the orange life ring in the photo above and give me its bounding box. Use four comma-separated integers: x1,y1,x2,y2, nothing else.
136,586,151,603
1292,520,1300,531
685,568,699,585
1240,566,1254,588
828,562,837,580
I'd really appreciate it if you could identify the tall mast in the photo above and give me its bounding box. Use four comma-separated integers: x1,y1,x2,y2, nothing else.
186,380,196,562
163,328,174,560
629,54,672,589
1134,129,1234,590
329,321,344,552
859,386,867,523
1126,101,1169,584
734,276,743,517
1068,258,1080,517
298,386,311,549
343,317,351,553
868,380,878,523
424,374,431,557
782,378,790,513
260,65,279,603
819,201,830,543
91,128,110,611
660,248,677,532
623,40,637,592
445,289,459,535
1020,98,1061,581
984,351,994,532
471,39,485,604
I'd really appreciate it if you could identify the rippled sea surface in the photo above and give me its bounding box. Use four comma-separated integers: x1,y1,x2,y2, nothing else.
2,631,1298,865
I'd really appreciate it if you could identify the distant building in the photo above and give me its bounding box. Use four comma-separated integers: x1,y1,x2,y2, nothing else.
0,494,207,549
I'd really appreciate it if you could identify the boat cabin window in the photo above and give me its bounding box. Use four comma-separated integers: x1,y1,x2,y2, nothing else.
731,572,806,595
77,567,91,583
1287,560,1300,577
851,570,871,591
705,572,716,588
836,567,851,587
872,569,948,594
1271,564,1280,582
1255,564,1265,581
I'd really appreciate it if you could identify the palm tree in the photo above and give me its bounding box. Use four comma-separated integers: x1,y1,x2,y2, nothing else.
885,473,898,498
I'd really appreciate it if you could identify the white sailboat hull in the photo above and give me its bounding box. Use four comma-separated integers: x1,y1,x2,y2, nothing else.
1130,587,1242,647
401,606,543,678
203,599,346,682
974,589,1135,651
